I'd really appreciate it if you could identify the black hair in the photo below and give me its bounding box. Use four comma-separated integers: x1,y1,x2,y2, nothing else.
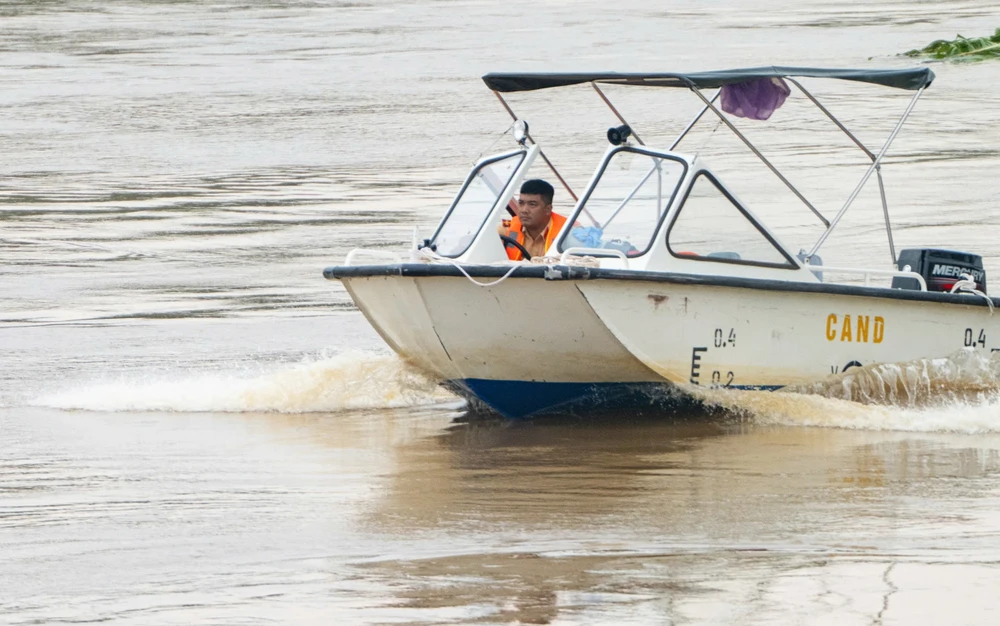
519,179,554,205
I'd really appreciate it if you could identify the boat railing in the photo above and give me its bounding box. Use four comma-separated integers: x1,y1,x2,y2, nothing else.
560,247,630,269
805,264,927,291
344,248,401,266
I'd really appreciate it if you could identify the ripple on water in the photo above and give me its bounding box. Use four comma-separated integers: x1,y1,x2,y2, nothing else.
4,0,1000,624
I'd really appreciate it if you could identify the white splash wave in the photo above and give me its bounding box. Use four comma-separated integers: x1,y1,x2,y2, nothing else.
697,387,1000,433
32,351,453,413
786,348,1000,406
693,349,1000,434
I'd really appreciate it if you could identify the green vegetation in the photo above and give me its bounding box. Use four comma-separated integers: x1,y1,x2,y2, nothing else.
905,28,1000,60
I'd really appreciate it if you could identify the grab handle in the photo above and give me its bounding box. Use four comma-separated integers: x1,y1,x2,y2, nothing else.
560,247,629,269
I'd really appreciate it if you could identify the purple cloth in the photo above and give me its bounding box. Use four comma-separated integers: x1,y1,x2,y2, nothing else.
720,77,791,120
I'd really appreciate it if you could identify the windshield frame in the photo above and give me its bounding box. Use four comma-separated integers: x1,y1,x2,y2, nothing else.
556,146,689,258
665,170,799,269
429,148,527,258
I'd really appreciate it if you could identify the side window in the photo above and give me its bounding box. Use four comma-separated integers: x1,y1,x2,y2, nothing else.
432,152,524,257
559,149,686,257
667,173,793,267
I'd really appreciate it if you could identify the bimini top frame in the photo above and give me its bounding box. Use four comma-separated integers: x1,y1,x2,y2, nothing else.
482,66,935,266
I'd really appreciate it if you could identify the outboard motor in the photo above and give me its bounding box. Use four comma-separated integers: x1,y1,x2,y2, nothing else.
891,248,986,293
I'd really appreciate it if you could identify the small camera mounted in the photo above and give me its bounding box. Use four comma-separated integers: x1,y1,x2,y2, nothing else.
607,124,632,146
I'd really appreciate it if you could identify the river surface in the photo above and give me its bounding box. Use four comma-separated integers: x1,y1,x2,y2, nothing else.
4,1,1000,624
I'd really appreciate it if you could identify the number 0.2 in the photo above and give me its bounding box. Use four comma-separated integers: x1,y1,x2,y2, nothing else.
711,370,735,387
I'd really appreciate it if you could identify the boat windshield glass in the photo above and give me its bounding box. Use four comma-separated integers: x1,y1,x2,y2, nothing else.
559,148,686,257
432,150,525,257
667,172,794,267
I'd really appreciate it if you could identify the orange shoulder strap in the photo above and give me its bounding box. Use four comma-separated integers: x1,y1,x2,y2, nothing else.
544,212,568,252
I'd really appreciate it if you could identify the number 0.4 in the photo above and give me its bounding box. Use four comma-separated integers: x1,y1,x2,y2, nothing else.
964,328,986,348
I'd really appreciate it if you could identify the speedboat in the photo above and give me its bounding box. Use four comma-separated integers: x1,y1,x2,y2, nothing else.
325,66,999,419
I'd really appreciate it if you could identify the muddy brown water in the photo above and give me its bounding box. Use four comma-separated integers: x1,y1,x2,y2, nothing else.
3,1,1000,623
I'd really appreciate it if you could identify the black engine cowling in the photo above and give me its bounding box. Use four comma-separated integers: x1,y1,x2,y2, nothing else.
891,248,986,293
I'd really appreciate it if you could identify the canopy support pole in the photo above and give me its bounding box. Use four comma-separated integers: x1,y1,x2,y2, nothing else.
670,90,721,150
786,79,875,160
492,90,578,202
877,166,897,264
591,83,645,146
689,86,830,227
786,79,899,265
807,87,925,259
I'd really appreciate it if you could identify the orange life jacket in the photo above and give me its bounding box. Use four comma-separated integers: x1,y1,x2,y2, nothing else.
504,212,567,261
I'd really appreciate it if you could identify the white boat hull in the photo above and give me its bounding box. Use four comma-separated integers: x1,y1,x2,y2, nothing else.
578,279,994,388
328,264,1000,417
340,271,664,382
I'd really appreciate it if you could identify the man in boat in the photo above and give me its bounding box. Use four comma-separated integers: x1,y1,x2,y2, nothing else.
500,179,567,260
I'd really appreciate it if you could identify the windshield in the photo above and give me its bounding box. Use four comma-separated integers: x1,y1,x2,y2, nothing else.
431,151,525,257
667,172,794,267
559,148,686,257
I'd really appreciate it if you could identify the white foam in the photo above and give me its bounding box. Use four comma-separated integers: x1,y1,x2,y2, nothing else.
696,386,1000,433
693,349,1000,434
32,347,1000,431
787,348,1000,406
32,351,453,413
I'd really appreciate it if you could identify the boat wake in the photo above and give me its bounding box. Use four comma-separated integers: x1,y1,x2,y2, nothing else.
27,346,1000,431
786,348,1000,406
31,351,454,414
694,348,1000,433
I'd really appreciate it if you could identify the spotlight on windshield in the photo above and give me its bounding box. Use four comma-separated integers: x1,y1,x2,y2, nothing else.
513,119,529,145
607,124,632,146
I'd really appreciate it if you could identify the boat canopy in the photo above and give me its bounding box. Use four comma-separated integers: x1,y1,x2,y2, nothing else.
482,66,935,93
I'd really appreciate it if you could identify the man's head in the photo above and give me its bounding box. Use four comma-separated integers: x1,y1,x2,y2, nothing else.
517,179,554,233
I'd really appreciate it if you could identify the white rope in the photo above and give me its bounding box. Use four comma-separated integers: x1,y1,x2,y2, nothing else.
476,121,516,163
951,273,994,315
416,247,523,288
693,117,723,159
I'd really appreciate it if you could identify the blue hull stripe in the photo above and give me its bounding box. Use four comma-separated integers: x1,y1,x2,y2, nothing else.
445,379,783,419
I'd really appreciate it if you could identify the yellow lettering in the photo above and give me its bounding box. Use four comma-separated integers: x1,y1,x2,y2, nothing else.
874,316,884,344
826,314,837,341
841,314,853,342
857,315,870,343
